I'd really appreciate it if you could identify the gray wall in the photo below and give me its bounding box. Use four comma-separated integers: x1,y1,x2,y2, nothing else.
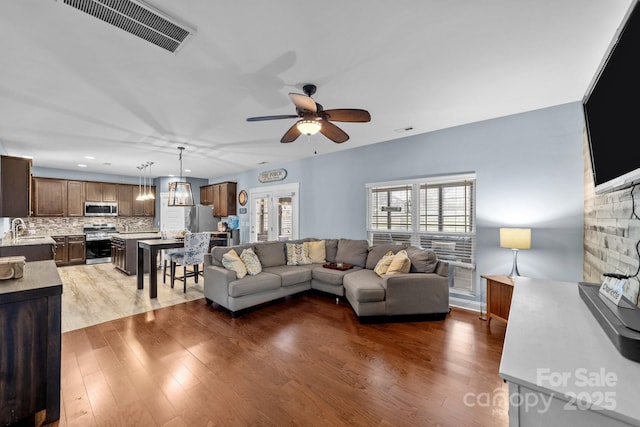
212,102,586,302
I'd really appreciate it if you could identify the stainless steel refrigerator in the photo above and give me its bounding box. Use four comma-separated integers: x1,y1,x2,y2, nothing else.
186,205,218,233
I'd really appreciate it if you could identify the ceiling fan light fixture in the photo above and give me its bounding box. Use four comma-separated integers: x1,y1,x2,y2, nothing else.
297,119,321,136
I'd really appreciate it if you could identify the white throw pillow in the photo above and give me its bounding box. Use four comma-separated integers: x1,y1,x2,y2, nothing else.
222,249,247,279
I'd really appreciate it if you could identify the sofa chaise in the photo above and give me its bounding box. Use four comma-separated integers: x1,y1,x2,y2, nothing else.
203,238,450,321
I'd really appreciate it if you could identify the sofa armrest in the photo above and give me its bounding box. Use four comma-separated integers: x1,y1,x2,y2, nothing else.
203,253,213,267
435,261,449,277
203,265,237,309
382,273,449,315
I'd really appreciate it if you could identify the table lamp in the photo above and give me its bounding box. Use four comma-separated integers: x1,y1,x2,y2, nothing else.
500,228,531,279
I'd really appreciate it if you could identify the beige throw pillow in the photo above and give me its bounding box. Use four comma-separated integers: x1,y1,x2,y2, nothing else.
222,249,247,279
386,250,411,275
304,240,326,264
240,248,262,276
374,251,395,277
286,243,311,265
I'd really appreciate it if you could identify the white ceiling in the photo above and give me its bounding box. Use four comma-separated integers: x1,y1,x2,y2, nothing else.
0,0,633,179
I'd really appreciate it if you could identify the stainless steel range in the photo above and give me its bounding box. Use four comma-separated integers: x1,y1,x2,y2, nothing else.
84,223,118,264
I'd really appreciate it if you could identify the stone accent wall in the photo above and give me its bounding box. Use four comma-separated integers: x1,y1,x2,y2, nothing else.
21,217,155,236
583,131,640,306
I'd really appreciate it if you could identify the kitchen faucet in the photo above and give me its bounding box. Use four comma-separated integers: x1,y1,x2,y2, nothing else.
11,218,26,241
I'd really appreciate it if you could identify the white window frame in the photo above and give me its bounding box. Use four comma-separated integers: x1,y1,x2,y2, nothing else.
366,173,477,295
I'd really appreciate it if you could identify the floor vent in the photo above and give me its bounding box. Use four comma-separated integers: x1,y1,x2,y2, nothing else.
62,0,195,53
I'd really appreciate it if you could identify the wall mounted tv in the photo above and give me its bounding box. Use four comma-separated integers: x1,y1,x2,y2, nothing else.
584,0,640,194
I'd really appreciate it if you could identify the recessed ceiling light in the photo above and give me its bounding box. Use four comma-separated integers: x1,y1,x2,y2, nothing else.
184,169,191,172
84,155,95,160
168,174,175,177
77,164,87,168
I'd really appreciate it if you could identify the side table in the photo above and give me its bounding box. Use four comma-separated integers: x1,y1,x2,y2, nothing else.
481,274,514,326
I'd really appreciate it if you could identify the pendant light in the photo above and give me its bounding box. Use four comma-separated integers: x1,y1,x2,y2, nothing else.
146,161,155,200
168,146,194,206
136,164,144,201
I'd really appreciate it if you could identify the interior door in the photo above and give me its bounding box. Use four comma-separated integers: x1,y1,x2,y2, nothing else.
249,183,299,243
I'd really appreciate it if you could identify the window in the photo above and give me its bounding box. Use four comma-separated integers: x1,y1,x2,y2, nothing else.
367,174,476,294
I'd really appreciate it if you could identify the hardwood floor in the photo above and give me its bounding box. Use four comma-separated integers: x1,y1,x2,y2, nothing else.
48,293,508,427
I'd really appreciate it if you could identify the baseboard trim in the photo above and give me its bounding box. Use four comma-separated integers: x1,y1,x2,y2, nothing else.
449,296,482,314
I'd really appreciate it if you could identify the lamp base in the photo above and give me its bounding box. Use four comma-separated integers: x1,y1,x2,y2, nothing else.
508,249,521,280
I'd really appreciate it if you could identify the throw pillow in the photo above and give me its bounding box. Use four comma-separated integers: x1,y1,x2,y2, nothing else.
286,243,311,265
386,250,411,275
304,240,326,264
374,251,395,277
240,248,262,276
222,249,247,279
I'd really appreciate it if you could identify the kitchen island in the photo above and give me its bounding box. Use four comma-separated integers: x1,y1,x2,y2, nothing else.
0,260,62,425
111,231,161,275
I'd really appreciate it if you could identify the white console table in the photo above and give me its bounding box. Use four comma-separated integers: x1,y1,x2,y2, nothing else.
499,277,640,426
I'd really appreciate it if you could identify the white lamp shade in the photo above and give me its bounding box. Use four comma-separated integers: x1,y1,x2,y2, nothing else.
500,228,531,250
296,119,321,135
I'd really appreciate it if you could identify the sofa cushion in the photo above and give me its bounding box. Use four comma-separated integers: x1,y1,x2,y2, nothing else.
304,240,326,264
254,242,286,267
286,242,311,265
240,248,262,276
324,239,339,263
387,250,411,275
312,265,362,286
374,251,395,277
222,249,247,279
211,244,254,267
263,265,312,287
336,239,369,268
228,272,281,298
343,269,385,302
366,243,409,270
406,246,438,273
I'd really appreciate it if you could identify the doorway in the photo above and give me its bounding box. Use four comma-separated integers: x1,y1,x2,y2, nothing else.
249,183,299,242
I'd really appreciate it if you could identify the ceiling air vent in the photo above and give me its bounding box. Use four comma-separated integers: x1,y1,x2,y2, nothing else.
61,0,195,53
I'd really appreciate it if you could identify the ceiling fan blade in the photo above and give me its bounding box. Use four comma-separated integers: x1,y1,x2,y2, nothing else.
246,115,298,122
320,121,349,143
289,93,317,112
323,109,371,123
281,122,302,143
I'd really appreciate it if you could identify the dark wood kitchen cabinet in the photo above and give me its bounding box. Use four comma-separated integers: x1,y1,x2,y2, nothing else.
133,186,155,217
0,155,32,218
215,182,237,217
0,260,62,426
66,180,85,217
85,181,117,202
117,184,134,217
53,235,85,266
200,184,214,205
31,178,67,217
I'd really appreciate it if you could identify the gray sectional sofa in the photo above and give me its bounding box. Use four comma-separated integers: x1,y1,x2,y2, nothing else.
203,238,450,321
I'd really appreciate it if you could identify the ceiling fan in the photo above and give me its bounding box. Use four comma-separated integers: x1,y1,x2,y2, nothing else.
246,84,371,144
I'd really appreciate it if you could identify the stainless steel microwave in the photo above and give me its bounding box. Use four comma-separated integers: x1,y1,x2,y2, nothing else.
84,202,118,216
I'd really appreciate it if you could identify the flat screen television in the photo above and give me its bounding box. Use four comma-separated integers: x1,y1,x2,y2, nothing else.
584,0,640,194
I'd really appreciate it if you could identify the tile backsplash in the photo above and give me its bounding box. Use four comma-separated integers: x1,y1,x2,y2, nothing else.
18,217,155,237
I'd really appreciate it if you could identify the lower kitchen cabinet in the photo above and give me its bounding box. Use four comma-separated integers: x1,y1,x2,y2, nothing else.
53,235,86,266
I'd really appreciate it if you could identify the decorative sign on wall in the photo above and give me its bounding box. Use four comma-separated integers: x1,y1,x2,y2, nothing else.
258,168,287,183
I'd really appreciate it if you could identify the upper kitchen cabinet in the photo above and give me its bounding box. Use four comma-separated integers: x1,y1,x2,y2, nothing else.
200,185,214,205
85,182,117,202
66,180,85,217
133,186,155,217
0,155,32,218
32,178,66,217
117,184,133,217
213,182,237,217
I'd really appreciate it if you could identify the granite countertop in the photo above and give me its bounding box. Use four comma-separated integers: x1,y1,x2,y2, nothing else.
111,232,162,240
0,236,56,247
